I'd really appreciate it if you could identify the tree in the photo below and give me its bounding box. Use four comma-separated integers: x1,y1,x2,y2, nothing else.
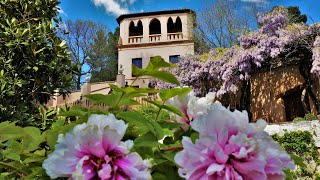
62,20,107,89
88,29,108,71
197,0,268,48
268,6,307,25
0,0,75,122
90,27,119,82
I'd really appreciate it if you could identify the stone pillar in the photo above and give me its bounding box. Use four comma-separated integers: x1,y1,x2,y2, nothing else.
142,18,149,43
117,74,126,88
52,89,60,109
81,82,91,96
160,16,168,41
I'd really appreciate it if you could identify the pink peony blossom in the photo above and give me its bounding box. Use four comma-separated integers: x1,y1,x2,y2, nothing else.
165,90,215,126
43,114,151,180
175,102,294,180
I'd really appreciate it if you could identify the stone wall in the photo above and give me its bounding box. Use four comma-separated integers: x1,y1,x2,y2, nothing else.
265,120,320,147
250,64,319,123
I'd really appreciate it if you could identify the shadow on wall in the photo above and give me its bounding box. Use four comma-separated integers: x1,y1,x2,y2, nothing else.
250,65,319,123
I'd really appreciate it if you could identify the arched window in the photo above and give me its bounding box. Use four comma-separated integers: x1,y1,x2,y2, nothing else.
129,20,143,36
167,17,182,33
149,18,161,35
167,17,175,33
129,21,135,36
175,17,182,32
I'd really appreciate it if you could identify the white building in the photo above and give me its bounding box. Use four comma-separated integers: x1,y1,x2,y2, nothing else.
117,9,195,87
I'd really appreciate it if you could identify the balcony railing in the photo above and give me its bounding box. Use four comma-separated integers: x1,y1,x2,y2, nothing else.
149,34,161,42
126,33,185,44
167,32,183,40
128,36,143,44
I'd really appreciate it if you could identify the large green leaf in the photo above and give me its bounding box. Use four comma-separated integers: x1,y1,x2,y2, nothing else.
145,100,188,121
159,87,192,101
145,71,180,85
85,91,122,107
134,132,159,148
117,111,155,136
145,56,176,71
58,106,88,117
22,127,43,152
0,122,24,143
132,56,180,85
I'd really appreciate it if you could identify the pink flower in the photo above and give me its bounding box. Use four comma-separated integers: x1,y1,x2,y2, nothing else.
165,90,215,125
43,114,151,180
175,102,294,180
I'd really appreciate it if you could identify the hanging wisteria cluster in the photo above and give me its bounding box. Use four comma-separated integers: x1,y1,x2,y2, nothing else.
154,7,320,97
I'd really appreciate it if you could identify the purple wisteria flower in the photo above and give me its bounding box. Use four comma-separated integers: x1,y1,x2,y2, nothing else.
43,114,151,180
175,102,294,180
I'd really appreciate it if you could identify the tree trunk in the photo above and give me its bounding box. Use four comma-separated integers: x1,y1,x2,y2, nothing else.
77,75,81,90
299,62,320,113
240,80,252,122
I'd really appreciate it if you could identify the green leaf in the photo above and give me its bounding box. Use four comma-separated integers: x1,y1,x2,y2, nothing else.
145,100,188,121
4,153,20,161
22,127,43,152
131,56,180,85
159,87,192,101
109,84,123,92
146,56,176,71
23,156,45,163
161,151,177,163
122,87,159,94
59,40,66,47
33,66,38,72
58,106,88,117
134,133,159,147
84,91,122,107
290,153,307,168
284,169,293,180
117,112,155,135
2,140,23,157
190,132,199,143
0,122,24,143
151,121,165,140
51,118,65,129
147,71,180,85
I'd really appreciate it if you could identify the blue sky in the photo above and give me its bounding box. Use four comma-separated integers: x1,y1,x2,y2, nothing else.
58,0,320,32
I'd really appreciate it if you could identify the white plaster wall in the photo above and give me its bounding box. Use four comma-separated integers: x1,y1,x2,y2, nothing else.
119,12,193,45
118,43,194,79
265,120,320,147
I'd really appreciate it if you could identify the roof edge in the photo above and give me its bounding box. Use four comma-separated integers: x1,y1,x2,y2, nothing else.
116,9,195,25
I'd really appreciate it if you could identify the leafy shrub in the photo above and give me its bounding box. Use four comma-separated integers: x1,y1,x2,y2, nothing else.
304,113,318,121
293,117,305,122
292,113,318,122
0,0,76,123
273,130,320,179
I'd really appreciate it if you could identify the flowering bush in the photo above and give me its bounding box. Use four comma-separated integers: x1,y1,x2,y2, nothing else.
154,7,320,98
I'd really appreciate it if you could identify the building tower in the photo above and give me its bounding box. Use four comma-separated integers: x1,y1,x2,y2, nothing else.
116,9,195,87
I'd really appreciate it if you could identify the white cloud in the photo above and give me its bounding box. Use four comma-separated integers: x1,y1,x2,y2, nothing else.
92,0,129,16
92,0,139,16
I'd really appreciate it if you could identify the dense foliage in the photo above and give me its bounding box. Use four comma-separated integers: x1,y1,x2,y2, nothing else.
273,130,320,179
154,7,320,98
0,0,75,122
90,27,119,82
